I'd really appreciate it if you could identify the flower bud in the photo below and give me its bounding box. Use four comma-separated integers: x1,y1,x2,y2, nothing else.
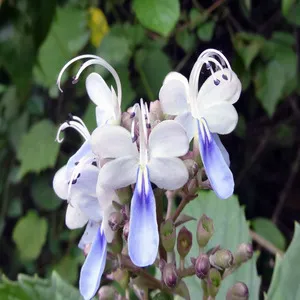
108,211,124,231
149,100,163,122
207,269,222,297
195,254,210,279
234,243,253,264
98,285,116,300
174,280,191,300
177,226,192,258
183,159,199,179
121,112,132,131
123,221,129,241
197,214,214,248
163,263,178,288
160,219,176,252
210,249,234,270
226,282,249,300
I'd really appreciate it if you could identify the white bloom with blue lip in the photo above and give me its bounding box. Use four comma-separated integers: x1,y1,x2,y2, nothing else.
91,100,189,267
159,49,242,199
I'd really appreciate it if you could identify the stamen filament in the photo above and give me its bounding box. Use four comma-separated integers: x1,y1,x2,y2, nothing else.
56,119,90,143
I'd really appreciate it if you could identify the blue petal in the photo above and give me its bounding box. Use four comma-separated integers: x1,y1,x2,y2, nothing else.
198,119,234,199
79,227,107,300
78,220,99,250
128,167,159,267
211,133,230,166
66,140,92,178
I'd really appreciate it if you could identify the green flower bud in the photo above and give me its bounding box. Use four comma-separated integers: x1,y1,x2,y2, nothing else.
197,214,214,248
234,243,253,264
207,268,222,297
123,221,129,241
183,159,199,179
226,282,249,300
163,263,178,288
108,211,124,231
174,280,191,300
210,249,234,270
98,285,116,300
177,226,192,258
195,254,210,279
160,219,176,252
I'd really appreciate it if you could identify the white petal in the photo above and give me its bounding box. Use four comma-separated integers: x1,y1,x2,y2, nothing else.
75,194,102,222
198,69,241,108
78,220,99,250
91,125,138,158
95,107,114,127
53,166,68,200
86,73,114,112
200,102,238,134
212,134,230,166
65,204,88,229
149,120,189,158
175,112,196,142
148,157,189,190
98,156,138,189
159,72,189,115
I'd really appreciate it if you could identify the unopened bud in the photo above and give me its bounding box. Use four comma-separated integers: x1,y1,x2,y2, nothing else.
174,280,191,300
109,231,123,254
163,263,178,288
123,221,129,241
121,112,132,131
98,285,116,300
183,159,199,179
160,219,176,252
149,100,163,122
177,226,192,258
108,212,124,231
210,249,234,269
226,282,249,300
195,254,210,279
197,214,214,248
207,269,222,297
234,243,253,264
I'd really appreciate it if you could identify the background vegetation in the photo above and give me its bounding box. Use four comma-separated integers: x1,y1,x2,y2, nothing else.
0,0,300,298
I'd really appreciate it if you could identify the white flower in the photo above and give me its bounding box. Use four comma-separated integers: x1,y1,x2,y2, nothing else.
159,49,242,199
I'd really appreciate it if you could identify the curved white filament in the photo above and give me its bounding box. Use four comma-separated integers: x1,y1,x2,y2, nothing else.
56,119,90,143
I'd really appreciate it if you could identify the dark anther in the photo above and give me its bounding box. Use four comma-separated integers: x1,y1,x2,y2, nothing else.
72,77,78,84
68,113,74,121
132,135,138,143
77,173,81,179
214,79,220,86
75,161,79,165
130,112,136,118
146,123,151,129
206,62,212,70
72,179,77,185
222,74,228,80
92,161,97,167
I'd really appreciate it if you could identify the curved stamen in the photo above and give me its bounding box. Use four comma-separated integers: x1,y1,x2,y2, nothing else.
131,104,139,142
139,99,148,166
56,118,90,143
57,54,100,92
199,118,212,143
74,58,122,109
199,49,232,71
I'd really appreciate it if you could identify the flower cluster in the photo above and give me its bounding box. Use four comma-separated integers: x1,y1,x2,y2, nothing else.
53,49,241,299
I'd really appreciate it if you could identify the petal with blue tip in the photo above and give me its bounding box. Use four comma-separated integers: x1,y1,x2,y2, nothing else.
79,227,107,300
198,119,234,199
128,167,159,267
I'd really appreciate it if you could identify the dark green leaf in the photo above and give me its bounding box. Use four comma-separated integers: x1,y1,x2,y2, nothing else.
176,30,196,52
133,0,180,37
197,21,216,42
252,218,286,251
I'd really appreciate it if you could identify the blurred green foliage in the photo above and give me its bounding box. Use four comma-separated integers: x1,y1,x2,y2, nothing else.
1,0,300,298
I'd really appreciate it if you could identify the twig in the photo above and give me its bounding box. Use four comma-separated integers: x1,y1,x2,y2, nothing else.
250,230,284,257
272,146,300,223
172,194,197,222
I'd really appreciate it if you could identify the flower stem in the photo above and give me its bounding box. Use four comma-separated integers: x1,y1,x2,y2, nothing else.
172,194,197,222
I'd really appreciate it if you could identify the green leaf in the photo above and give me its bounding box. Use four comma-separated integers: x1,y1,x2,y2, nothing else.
267,223,300,299
282,0,296,16
181,191,261,299
7,197,23,218
254,61,286,117
132,0,180,37
175,30,196,53
17,120,60,177
32,176,61,211
285,2,300,25
252,218,286,251
0,271,82,300
12,210,48,261
34,7,89,87
134,48,171,100
197,21,216,42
